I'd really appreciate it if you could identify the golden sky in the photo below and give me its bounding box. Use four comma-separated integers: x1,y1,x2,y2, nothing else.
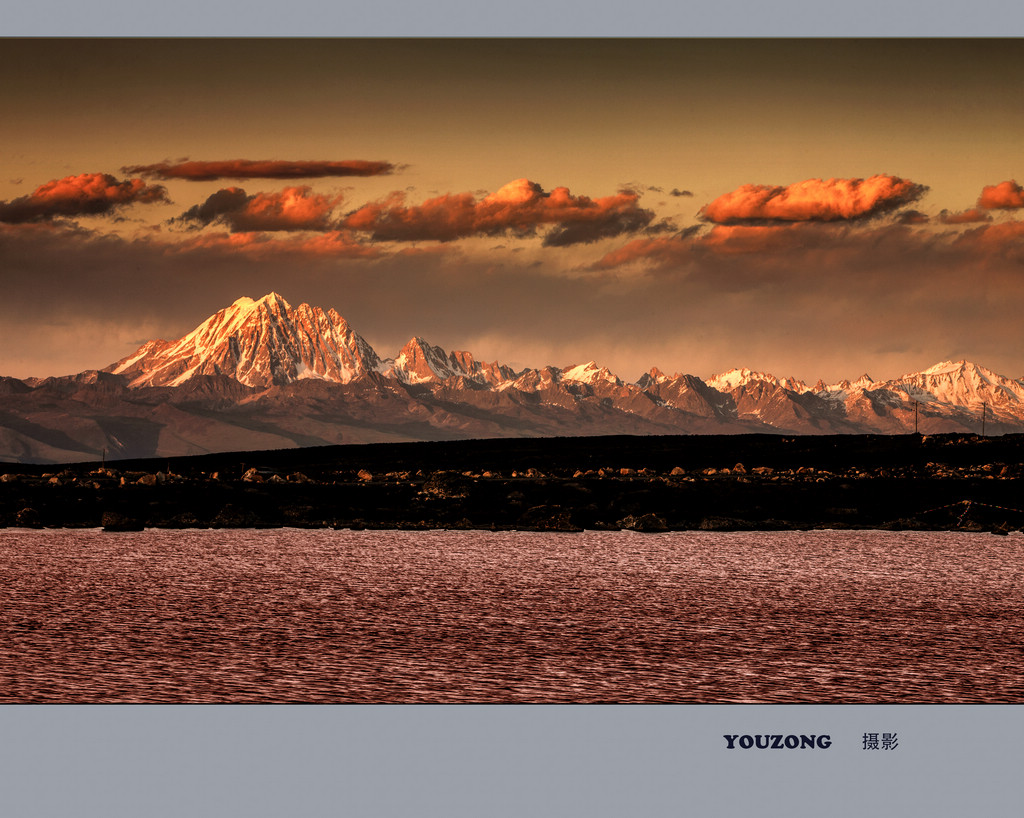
2,39,1023,382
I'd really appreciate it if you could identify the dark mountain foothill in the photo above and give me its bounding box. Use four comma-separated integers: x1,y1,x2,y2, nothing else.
2,433,1023,533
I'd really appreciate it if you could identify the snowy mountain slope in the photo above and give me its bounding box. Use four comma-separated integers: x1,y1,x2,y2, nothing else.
813,373,876,399
107,293,381,388
562,361,623,387
706,368,810,394
872,360,1024,414
376,337,519,388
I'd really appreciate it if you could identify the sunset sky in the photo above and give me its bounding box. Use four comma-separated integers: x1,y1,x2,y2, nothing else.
2,38,1023,383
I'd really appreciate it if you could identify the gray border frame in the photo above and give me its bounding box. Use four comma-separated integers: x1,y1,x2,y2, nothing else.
1,705,1022,816
3,0,1024,36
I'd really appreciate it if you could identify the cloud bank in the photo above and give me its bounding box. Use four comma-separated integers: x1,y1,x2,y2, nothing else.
122,159,397,181
177,186,344,232
0,173,168,223
938,208,992,225
699,175,928,225
341,178,655,246
594,215,1024,272
978,180,1024,210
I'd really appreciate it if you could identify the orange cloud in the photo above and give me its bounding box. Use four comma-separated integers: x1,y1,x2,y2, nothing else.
698,224,830,255
122,159,397,181
952,220,1024,257
178,186,343,232
168,231,274,253
938,208,992,225
293,231,384,258
592,234,696,269
340,178,654,246
699,175,927,225
163,229,382,259
595,221,922,270
0,173,168,223
978,180,1024,210
595,210,1024,275
896,210,930,225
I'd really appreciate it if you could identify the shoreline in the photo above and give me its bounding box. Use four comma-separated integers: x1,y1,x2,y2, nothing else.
3,433,1024,533
5,526,1019,536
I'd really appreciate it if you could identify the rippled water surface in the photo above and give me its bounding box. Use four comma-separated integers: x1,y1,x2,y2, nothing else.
2,528,1023,702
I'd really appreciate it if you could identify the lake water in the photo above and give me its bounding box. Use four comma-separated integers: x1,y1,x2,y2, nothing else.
1,528,1022,702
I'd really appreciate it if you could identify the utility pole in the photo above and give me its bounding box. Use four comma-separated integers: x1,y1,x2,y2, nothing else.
914,400,919,435
981,402,987,438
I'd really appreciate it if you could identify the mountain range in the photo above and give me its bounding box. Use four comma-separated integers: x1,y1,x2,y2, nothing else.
2,292,1022,463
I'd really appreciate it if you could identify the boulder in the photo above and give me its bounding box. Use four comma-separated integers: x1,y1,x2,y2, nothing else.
618,513,668,532
102,511,144,532
212,504,261,527
16,507,42,527
519,505,582,532
422,471,470,499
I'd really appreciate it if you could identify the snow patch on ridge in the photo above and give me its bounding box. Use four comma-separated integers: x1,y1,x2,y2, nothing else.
880,360,1024,409
706,368,809,394
561,361,622,386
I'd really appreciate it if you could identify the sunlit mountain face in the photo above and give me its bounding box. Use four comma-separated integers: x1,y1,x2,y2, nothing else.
1,293,1020,464
108,293,382,388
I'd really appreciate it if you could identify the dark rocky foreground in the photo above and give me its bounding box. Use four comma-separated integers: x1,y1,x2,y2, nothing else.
2,433,1024,533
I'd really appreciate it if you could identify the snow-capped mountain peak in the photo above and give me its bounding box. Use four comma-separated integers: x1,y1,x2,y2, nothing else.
107,292,381,388
817,373,875,395
561,361,623,387
921,360,971,376
386,337,460,384
878,360,1024,409
706,368,809,394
